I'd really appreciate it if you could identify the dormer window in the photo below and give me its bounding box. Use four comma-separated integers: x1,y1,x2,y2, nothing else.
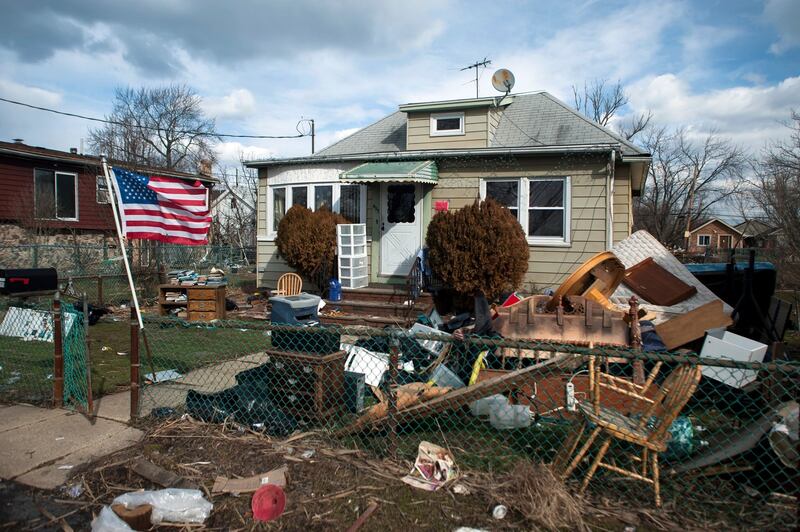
430,112,464,136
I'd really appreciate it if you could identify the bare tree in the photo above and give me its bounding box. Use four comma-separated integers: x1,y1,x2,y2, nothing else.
572,79,652,140
750,111,800,284
209,158,257,257
89,84,218,172
634,128,746,247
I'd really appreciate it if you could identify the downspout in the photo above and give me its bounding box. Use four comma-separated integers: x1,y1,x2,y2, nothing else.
606,150,615,250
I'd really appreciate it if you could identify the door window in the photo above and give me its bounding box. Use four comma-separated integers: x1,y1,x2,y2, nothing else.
386,184,415,223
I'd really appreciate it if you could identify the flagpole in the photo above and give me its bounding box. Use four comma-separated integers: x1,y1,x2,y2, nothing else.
101,156,144,330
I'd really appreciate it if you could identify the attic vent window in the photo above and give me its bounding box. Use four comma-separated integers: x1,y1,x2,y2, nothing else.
430,112,465,137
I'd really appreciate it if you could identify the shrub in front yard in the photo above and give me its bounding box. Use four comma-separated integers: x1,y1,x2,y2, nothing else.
275,205,347,284
426,198,528,299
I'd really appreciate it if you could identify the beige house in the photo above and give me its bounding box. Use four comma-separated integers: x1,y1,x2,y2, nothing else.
246,92,650,292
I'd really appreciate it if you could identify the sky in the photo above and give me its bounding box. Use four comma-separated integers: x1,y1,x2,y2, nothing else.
0,0,797,170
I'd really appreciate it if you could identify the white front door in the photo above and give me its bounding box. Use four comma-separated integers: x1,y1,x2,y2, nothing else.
380,183,422,276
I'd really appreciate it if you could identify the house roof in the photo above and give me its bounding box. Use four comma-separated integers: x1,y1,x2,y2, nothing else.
0,140,217,184
690,218,743,235
735,219,775,238
246,91,649,166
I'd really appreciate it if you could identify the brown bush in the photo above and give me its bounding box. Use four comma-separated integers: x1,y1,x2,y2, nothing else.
426,198,528,298
275,205,347,283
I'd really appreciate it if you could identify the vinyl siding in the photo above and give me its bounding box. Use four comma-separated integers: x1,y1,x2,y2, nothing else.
406,109,489,150
613,164,632,244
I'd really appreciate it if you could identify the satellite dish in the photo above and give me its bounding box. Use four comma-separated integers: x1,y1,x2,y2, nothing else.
491,69,515,94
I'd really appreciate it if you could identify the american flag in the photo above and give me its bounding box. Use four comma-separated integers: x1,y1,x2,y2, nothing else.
110,168,211,245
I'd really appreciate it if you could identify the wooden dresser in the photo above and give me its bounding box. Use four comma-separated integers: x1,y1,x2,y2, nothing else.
158,284,227,322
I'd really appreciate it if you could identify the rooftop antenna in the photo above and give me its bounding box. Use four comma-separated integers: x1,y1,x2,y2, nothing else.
491,68,515,96
461,57,492,98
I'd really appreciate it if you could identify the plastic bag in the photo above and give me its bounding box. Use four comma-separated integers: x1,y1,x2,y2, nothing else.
91,506,133,532
113,488,212,524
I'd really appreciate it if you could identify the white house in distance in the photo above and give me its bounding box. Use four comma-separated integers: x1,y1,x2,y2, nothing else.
245,91,650,293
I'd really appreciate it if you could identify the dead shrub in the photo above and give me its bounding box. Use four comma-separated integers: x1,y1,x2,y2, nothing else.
275,205,347,283
426,198,528,299
496,462,587,530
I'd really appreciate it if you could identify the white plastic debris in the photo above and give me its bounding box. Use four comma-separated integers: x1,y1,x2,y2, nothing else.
112,488,212,524
492,504,508,519
91,506,133,532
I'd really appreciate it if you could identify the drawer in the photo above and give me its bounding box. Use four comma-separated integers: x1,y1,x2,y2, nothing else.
188,300,217,312
188,311,218,322
188,288,217,301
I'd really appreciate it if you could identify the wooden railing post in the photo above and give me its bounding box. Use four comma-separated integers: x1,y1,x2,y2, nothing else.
53,293,63,408
387,330,400,458
130,307,140,419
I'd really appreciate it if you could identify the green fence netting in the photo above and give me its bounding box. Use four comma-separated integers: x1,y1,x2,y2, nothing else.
133,315,799,530
62,303,89,411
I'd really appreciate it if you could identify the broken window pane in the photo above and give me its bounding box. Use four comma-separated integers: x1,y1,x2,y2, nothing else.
387,184,415,223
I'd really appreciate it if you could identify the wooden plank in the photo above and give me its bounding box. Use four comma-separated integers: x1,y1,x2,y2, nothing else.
622,257,697,306
337,354,572,435
654,300,733,350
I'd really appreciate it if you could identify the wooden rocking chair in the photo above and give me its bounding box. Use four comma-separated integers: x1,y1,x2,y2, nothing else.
553,360,702,507
273,272,302,296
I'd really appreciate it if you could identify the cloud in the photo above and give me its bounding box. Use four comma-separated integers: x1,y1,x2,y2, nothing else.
203,89,256,120
764,0,800,54
0,79,62,107
215,141,276,168
628,73,799,149
0,1,451,75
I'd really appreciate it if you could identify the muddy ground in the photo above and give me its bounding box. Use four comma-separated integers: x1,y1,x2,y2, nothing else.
1,417,796,531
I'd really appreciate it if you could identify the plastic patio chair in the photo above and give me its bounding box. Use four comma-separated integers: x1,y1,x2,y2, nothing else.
553,360,702,507
273,273,302,296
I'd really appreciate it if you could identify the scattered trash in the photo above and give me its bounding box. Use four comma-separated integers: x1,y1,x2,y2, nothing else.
144,369,182,383
769,401,799,469
251,484,286,522
55,436,65,441
111,488,212,524
492,504,508,519
6,371,21,385
213,465,288,494
57,464,74,470
455,528,489,532
301,449,316,459
452,483,471,495
117,351,128,357
469,394,507,417
429,363,465,389
131,458,197,489
700,329,768,388
401,441,459,491
92,505,135,531
489,403,532,430
65,482,84,498
150,407,178,418
111,503,153,531
101,346,112,352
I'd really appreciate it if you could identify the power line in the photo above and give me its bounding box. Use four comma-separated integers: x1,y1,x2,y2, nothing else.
0,96,307,139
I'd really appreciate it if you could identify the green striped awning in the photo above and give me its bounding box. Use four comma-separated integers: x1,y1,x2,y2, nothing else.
339,160,438,184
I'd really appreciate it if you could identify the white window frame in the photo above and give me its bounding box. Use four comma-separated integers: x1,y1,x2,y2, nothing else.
697,234,711,247
265,182,367,239
96,175,111,204
430,112,465,137
480,176,571,247
33,168,79,221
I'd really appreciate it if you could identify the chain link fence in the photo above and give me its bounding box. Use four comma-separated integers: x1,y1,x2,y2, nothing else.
132,315,799,529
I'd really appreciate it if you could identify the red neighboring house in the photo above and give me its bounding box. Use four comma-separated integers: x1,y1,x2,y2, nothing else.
0,139,214,248
687,218,744,255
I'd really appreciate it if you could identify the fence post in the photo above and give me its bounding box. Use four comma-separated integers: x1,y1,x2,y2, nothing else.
53,293,63,408
387,329,400,458
32,244,39,268
83,293,93,413
130,307,140,419
97,276,104,306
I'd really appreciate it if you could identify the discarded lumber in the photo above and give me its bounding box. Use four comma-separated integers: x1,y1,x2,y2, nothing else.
130,458,196,489
654,300,732,350
337,354,572,435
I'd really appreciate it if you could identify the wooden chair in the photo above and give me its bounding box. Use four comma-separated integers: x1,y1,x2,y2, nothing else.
553,361,702,507
273,273,302,296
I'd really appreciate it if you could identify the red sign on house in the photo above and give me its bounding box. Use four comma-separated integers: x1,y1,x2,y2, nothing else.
434,200,449,212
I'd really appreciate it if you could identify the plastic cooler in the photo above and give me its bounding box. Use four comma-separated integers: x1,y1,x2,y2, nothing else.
269,293,340,354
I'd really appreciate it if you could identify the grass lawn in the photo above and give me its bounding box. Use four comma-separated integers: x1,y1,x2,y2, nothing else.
0,317,270,403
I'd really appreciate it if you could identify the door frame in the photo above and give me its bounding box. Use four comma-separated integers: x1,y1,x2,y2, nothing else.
378,182,424,277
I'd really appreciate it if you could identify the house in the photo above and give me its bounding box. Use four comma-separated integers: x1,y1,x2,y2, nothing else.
735,220,778,250
0,139,215,268
687,218,744,254
246,91,651,293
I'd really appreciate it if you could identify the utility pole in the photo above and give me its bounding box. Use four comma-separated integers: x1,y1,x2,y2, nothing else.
461,58,492,98
311,119,315,154
683,165,700,251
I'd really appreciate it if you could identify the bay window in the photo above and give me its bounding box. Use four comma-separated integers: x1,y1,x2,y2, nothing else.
268,182,367,236
481,176,571,245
